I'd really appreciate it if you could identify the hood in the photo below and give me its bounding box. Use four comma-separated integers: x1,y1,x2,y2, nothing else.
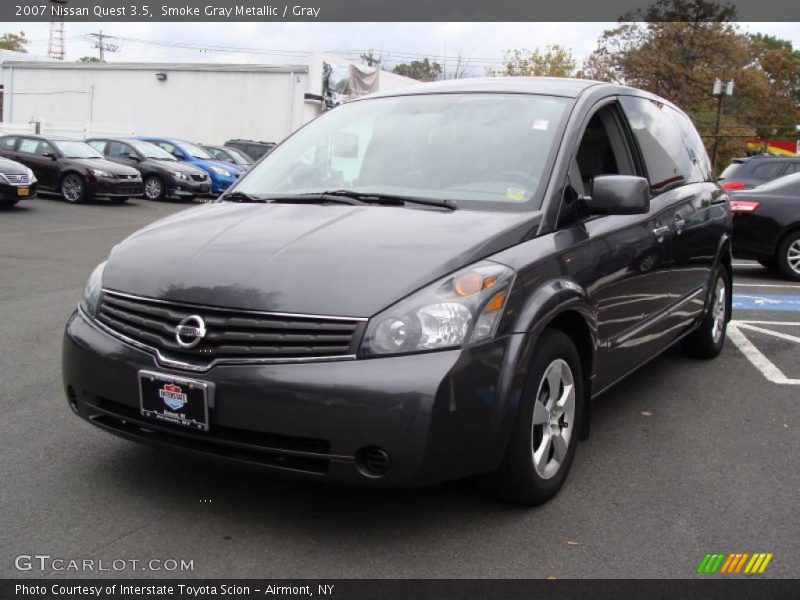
149,159,207,177
74,158,140,177
103,203,539,317
193,158,240,175
0,157,28,174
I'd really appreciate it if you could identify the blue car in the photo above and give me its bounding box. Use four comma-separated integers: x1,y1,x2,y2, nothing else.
137,137,242,194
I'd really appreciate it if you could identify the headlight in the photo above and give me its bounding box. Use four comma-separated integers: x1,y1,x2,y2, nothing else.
88,168,115,178
360,261,515,357
173,171,189,180
26,167,37,183
80,262,106,318
210,166,231,177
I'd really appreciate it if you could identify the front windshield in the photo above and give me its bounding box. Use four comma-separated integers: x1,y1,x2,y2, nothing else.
53,141,104,159
129,140,176,160
224,147,253,165
181,141,213,159
236,93,570,209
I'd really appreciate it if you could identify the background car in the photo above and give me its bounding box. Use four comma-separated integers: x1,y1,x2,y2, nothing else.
718,155,800,190
0,156,37,207
224,139,275,161
0,135,142,204
201,144,254,171
729,172,800,280
87,138,211,201
137,136,241,194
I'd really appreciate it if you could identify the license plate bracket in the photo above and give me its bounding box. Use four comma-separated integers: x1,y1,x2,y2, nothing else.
138,370,212,431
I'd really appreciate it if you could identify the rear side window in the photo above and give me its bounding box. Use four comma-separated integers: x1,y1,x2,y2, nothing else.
752,161,788,180
0,136,17,150
719,162,742,179
619,96,700,193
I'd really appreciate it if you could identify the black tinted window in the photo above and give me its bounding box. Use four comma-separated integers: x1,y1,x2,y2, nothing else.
0,136,17,150
719,162,742,179
620,96,699,193
752,162,787,180
670,108,712,182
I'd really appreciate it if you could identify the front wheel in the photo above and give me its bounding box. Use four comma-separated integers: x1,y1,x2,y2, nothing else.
61,174,86,204
481,329,584,506
143,175,165,201
682,270,729,358
776,231,800,281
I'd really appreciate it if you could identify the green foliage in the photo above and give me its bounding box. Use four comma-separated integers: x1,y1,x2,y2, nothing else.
393,58,442,82
0,31,28,52
487,45,576,78
78,56,101,63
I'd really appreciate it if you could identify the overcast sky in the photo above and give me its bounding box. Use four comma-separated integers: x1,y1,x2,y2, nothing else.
12,21,800,73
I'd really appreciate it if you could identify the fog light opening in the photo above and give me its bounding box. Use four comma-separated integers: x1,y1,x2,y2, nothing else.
66,386,79,413
356,446,392,477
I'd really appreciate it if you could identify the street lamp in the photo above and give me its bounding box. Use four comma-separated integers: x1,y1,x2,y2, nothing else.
710,78,734,171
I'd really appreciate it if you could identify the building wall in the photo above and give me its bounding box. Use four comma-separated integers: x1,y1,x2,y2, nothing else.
1,62,309,144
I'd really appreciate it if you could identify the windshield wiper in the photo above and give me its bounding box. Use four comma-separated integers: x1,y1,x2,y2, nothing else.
221,191,270,203
319,190,457,210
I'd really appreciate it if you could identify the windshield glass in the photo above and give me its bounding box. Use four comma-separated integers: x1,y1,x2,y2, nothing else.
53,141,104,159
129,140,176,160
224,147,253,165
181,141,213,159
236,93,570,209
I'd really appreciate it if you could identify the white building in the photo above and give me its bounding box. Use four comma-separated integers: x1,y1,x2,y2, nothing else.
0,54,417,143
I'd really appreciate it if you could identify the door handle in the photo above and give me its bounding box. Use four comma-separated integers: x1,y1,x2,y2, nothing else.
653,225,671,240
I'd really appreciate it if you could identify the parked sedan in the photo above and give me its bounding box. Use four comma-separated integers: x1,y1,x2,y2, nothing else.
0,156,37,207
0,135,142,203
87,138,211,201
64,78,731,506
718,155,800,190
730,172,800,280
137,137,241,194
201,144,254,171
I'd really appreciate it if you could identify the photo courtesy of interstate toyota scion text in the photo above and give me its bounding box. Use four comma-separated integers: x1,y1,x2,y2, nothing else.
62,77,732,505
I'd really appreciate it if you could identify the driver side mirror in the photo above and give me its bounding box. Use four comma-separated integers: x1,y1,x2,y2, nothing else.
127,153,141,161
41,152,57,160
581,175,650,215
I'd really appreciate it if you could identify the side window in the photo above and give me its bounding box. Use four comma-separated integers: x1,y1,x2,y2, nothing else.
670,108,712,182
788,163,800,174
108,142,133,158
752,162,787,181
156,142,180,158
619,96,697,193
18,138,40,154
87,140,107,154
0,136,17,150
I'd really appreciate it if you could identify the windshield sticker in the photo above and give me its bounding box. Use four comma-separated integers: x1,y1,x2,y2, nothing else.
506,187,526,201
532,119,549,131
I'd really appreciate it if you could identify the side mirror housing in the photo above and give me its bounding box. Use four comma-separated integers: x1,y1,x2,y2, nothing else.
127,153,141,161
42,152,57,160
582,175,650,215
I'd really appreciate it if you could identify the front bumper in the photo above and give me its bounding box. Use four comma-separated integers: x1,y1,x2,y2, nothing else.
63,309,524,486
0,181,37,201
166,178,211,198
88,177,143,198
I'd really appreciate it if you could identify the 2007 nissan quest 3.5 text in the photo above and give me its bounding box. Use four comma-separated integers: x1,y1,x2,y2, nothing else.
63,78,732,505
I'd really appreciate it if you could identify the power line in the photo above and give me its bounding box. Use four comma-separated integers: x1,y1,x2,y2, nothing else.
87,30,119,62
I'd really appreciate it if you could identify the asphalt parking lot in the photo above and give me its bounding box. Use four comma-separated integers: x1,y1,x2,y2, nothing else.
1,194,798,579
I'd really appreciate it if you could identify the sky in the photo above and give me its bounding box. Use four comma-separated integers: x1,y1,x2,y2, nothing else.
10,21,800,73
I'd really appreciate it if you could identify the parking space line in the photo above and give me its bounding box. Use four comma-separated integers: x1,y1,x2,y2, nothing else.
734,283,800,289
727,322,800,385
736,323,800,344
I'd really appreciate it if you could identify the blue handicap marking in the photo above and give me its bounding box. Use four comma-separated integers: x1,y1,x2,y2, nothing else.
733,294,800,311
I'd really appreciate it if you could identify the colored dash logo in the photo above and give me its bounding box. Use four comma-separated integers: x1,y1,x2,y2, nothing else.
697,552,773,574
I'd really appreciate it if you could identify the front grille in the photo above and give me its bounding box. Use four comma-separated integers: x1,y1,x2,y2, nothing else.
5,173,30,185
115,183,143,194
97,290,365,366
190,174,207,182
118,174,139,180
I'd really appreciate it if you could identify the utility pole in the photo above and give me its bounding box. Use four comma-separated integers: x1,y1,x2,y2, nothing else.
360,51,381,68
88,30,119,62
710,78,734,172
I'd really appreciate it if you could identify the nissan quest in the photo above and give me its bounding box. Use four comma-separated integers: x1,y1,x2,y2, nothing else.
62,78,732,505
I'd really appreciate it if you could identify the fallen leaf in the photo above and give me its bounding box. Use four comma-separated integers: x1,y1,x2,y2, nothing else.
641,411,653,417
566,540,580,546
546,576,558,580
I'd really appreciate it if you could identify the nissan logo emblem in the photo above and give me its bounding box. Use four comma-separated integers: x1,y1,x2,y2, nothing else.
175,315,207,349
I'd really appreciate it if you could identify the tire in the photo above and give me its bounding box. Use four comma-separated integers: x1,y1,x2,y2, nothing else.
481,329,584,506
60,173,86,204
757,259,776,271
143,175,165,201
682,269,729,358
776,231,800,282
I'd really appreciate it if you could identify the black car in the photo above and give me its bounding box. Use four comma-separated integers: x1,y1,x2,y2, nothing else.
201,144,254,171
87,138,211,201
0,156,38,207
224,139,275,161
63,78,731,505
730,172,800,280
0,135,142,203
718,155,800,191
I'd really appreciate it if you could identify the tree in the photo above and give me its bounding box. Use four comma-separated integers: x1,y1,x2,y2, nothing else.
393,58,442,82
580,0,799,172
0,31,28,52
78,56,101,63
487,45,576,77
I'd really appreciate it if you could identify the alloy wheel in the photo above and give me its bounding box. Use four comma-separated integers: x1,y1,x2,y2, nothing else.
144,177,162,200
788,240,800,276
62,175,82,203
711,276,727,344
531,358,575,480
